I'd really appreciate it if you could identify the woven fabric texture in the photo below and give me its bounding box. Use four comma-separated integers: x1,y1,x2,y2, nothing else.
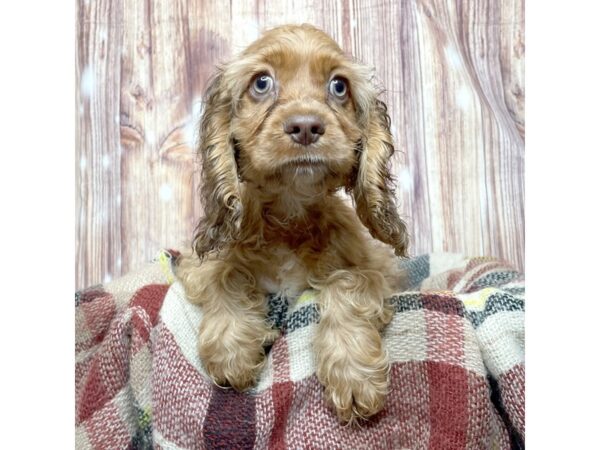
75,251,524,450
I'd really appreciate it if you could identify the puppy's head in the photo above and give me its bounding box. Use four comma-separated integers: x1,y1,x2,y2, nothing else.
194,24,408,258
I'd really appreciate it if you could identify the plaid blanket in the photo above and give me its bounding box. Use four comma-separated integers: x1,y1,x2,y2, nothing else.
75,251,524,450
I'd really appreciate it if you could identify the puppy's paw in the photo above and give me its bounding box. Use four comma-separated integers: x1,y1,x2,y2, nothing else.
316,328,389,423
320,359,388,423
198,318,279,391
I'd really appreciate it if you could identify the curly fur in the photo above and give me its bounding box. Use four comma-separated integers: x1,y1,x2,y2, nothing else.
177,23,409,423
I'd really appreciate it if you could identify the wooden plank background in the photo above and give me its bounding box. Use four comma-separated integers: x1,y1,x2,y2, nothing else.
76,0,524,290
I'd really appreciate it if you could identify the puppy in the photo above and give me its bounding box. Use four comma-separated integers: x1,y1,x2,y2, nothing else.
177,23,409,423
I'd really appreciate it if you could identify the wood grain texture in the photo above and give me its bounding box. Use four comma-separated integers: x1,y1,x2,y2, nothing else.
76,0,524,289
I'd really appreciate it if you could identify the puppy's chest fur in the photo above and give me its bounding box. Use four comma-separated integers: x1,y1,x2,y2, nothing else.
255,215,332,296
250,206,343,296
238,193,399,297
257,245,310,297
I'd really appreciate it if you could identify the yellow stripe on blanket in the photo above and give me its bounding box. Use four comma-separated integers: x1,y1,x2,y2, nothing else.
156,250,175,285
459,287,496,310
296,289,317,305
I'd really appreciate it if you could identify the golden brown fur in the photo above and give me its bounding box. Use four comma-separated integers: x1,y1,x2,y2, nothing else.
176,24,409,423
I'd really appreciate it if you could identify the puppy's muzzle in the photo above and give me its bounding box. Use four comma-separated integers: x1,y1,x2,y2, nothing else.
283,115,326,146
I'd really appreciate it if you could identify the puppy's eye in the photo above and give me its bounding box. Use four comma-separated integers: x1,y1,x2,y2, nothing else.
251,74,274,96
329,77,348,99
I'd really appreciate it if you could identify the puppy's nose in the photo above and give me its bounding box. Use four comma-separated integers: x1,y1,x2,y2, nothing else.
283,115,325,145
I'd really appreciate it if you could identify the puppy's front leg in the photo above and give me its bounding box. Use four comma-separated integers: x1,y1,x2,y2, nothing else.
314,269,393,423
177,257,278,391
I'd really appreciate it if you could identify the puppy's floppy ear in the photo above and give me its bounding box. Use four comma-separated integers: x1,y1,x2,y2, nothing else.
352,97,409,257
193,68,242,259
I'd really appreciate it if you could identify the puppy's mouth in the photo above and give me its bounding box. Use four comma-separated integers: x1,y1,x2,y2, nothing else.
279,155,332,176
283,154,328,168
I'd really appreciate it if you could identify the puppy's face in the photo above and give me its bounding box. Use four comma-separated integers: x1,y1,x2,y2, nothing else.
223,26,371,187
195,24,409,259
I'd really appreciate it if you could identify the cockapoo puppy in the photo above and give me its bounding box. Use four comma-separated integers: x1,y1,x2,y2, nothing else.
177,23,409,423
